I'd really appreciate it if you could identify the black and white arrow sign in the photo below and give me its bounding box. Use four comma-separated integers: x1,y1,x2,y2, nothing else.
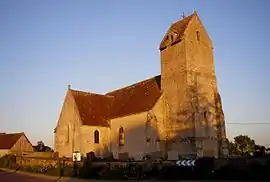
176,160,195,167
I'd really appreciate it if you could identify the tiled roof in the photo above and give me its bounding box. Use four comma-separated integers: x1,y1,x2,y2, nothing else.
69,75,161,126
70,90,114,127
0,132,24,149
106,75,161,119
159,12,195,50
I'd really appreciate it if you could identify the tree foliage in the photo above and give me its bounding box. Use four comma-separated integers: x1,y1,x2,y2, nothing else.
254,145,267,156
33,141,53,152
233,135,255,156
228,135,270,157
228,140,239,156
228,135,255,156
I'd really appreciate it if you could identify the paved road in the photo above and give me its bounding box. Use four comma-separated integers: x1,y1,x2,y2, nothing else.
0,169,90,182
0,169,57,182
0,169,259,182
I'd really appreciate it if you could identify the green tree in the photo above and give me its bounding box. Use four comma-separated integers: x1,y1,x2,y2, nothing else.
233,135,255,156
33,141,53,152
227,140,240,155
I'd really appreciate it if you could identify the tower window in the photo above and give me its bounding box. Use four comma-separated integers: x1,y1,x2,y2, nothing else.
196,31,200,41
119,127,124,146
94,130,99,144
170,34,174,42
204,111,207,119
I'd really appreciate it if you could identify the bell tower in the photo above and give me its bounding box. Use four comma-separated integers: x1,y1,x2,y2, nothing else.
159,12,226,158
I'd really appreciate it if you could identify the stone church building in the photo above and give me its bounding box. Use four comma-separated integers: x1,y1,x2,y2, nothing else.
54,12,227,160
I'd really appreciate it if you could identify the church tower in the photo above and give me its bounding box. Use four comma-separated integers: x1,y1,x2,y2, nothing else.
159,12,226,158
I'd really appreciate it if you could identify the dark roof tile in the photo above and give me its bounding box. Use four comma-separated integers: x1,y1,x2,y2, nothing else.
70,90,114,127
0,133,24,149
106,75,161,119
69,75,161,126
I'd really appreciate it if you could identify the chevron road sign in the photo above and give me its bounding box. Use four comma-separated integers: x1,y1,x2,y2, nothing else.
176,160,195,167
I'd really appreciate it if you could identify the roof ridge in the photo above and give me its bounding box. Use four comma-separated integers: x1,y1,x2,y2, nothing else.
171,12,195,26
106,75,160,95
70,89,114,98
159,12,196,50
3,132,24,135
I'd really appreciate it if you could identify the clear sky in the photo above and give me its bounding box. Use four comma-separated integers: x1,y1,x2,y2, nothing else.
0,0,269,148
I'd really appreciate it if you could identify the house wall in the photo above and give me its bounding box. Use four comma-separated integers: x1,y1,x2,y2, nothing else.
151,94,191,159
10,135,34,155
0,149,9,157
80,125,110,158
160,40,187,117
54,89,82,158
110,112,159,160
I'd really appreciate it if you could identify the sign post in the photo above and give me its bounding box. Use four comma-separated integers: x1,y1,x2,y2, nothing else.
72,151,81,162
72,151,81,177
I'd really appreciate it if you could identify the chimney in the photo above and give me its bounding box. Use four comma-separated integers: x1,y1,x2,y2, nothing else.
68,85,71,90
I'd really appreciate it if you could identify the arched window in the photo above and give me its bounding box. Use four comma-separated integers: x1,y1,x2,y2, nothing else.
94,130,99,144
119,127,124,146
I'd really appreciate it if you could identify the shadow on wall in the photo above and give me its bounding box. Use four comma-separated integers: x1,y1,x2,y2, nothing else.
87,81,224,161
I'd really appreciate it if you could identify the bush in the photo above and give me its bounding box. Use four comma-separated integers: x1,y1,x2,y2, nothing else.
20,165,59,175
78,161,146,180
4,155,270,181
78,160,110,179
155,165,193,180
247,162,265,180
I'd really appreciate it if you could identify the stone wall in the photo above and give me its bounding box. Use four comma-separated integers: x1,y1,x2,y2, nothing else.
23,152,54,158
158,13,225,158
16,156,59,167
184,13,224,157
80,125,110,158
110,112,159,160
54,89,82,158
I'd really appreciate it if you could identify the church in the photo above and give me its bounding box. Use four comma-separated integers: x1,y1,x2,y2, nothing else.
54,12,228,160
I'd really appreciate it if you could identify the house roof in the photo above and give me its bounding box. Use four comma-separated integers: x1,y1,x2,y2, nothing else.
106,75,161,119
159,12,196,50
0,132,24,149
69,75,161,126
70,90,114,127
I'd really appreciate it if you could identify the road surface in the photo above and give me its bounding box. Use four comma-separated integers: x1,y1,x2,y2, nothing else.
0,169,260,182
0,169,87,182
0,169,57,182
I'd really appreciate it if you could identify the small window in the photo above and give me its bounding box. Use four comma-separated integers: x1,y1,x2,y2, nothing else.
196,31,200,41
66,126,69,143
166,35,169,41
204,111,207,119
170,34,174,42
94,130,99,144
119,127,124,146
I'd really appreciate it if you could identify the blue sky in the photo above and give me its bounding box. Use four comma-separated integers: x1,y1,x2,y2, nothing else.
0,0,269,147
